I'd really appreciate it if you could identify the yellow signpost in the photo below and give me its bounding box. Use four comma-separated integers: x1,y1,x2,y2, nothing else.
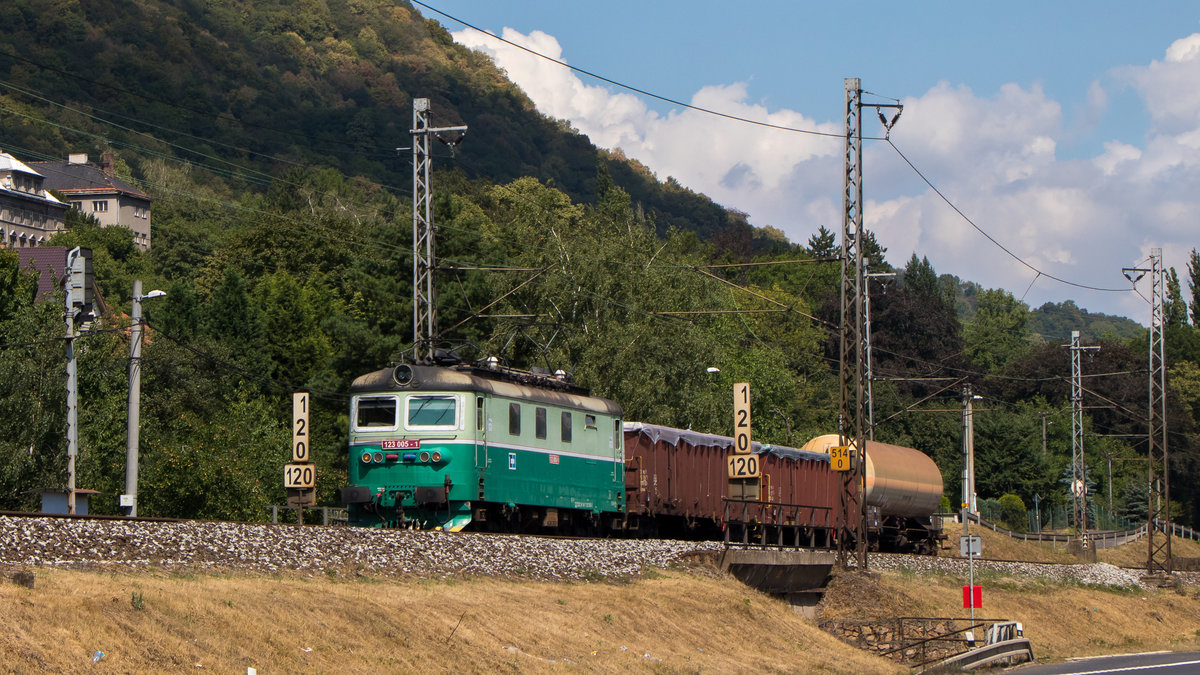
830,445,852,472
731,382,760,483
285,392,315,512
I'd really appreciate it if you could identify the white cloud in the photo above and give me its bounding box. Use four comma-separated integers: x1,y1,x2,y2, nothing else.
1095,141,1141,176
454,27,1200,320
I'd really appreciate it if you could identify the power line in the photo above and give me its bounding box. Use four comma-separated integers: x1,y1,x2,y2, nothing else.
885,138,1130,295
411,0,846,140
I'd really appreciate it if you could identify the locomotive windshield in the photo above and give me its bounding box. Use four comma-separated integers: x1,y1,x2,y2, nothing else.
406,395,458,429
355,396,398,429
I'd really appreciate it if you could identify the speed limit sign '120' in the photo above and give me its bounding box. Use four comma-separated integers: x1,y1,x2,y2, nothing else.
284,463,316,489
727,453,760,479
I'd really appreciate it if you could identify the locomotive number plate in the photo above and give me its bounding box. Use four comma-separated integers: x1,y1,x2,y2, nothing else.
381,439,420,450
727,454,760,479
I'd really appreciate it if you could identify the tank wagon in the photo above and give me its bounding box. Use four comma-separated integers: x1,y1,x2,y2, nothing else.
341,362,943,553
801,434,944,554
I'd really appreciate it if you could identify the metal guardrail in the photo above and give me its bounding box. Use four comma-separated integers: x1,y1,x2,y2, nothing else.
959,512,1147,550
1164,520,1200,541
954,512,1200,549
919,638,1034,672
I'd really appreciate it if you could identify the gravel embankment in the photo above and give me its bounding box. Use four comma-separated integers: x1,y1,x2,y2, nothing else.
867,552,1161,587
1,515,1192,587
0,515,724,580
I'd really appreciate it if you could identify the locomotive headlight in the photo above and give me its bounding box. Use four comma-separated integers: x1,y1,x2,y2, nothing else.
419,451,431,463
361,452,373,464
431,451,442,463
373,452,384,463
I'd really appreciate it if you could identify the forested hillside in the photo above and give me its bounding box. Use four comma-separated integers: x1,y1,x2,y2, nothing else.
1,0,1198,531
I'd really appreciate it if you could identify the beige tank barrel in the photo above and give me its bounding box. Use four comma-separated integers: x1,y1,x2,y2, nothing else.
802,434,944,518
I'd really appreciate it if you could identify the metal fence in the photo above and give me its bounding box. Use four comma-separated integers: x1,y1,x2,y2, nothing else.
268,505,348,525
961,511,1198,549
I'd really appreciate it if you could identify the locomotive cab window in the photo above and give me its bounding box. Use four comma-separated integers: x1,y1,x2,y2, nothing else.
405,395,458,430
354,396,399,430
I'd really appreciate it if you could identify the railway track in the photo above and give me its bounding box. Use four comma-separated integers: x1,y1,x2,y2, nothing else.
1,510,1181,583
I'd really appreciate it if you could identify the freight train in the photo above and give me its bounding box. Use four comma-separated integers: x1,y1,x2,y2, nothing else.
339,360,944,553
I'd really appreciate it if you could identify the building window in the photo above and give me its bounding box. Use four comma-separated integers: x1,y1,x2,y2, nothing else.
92,201,108,213
71,202,83,211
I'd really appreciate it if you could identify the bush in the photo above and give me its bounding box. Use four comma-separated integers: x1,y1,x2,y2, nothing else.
998,494,1027,533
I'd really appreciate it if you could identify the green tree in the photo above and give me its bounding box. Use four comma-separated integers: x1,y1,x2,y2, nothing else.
139,384,289,520
1166,267,1188,327
0,249,37,321
964,288,1030,372
0,276,65,510
201,268,271,381
807,226,837,257
1189,249,1200,327
256,270,336,390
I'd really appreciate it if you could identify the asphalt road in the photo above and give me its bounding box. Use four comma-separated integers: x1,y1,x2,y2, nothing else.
1013,651,1200,674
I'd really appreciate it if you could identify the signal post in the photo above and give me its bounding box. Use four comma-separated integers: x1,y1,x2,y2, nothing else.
284,392,316,523
728,382,761,500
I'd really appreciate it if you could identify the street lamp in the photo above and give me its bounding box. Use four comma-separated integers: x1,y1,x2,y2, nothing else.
124,280,166,517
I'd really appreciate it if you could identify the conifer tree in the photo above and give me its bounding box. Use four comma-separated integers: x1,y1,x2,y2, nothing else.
1166,267,1188,327
1188,249,1200,327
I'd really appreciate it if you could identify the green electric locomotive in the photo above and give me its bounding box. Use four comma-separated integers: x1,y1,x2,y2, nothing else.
339,361,625,531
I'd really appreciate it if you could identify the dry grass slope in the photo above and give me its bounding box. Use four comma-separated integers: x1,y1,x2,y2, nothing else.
0,565,901,674
5,526,1200,671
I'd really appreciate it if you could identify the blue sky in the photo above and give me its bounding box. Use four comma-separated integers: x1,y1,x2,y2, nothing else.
419,2,1200,322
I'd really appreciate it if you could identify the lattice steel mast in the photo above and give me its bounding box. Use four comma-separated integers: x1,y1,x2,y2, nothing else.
1065,331,1098,539
410,98,467,364
839,79,901,570
839,78,867,569
1122,249,1171,575
1147,248,1171,574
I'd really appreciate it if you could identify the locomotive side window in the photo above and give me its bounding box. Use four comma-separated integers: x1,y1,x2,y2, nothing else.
509,402,521,435
405,395,458,430
535,407,547,440
355,396,398,430
561,411,572,443
584,414,597,430
476,397,484,431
